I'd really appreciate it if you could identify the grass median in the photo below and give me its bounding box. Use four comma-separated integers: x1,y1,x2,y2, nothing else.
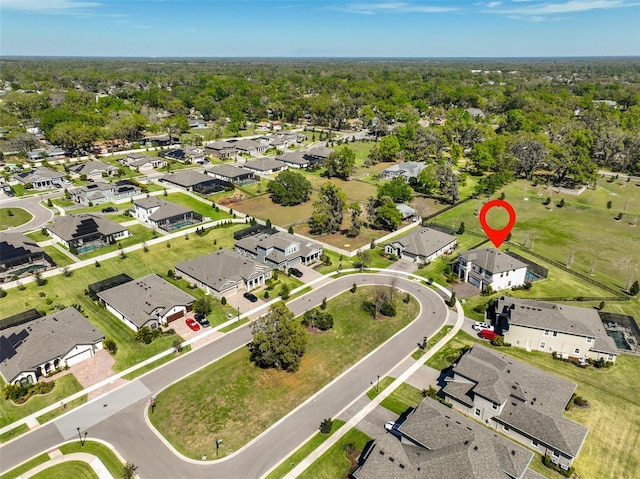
149,287,419,459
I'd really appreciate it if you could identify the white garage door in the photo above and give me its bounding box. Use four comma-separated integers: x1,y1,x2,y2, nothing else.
65,348,93,367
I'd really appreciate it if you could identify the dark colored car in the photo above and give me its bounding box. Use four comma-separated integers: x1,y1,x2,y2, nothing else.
102,206,117,213
244,292,258,303
289,268,303,278
194,312,210,327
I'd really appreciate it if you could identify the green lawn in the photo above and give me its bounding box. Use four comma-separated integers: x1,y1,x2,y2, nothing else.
434,179,640,292
379,382,424,415
0,424,29,444
366,376,396,401
59,441,125,478
0,207,32,230
76,224,156,259
31,461,98,479
0,454,49,479
266,420,346,479
26,229,52,242
0,224,244,372
149,288,419,459
165,192,233,220
36,394,87,424
426,330,640,479
0,374,84,428
412,325,454,360
42,246,75,267
297,427,371,479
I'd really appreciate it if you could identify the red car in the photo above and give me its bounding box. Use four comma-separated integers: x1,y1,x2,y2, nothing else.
480,329,499,340
186,318,201,331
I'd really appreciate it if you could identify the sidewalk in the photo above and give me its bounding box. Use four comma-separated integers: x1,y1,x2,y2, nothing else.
18,452,113,479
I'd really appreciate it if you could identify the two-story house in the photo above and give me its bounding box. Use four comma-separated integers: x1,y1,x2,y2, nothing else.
235,230,322,270
456,248,528,291
494,296,618,363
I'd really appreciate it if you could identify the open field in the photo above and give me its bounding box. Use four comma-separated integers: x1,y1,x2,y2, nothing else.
0,374,84,428
426,330,640,479
297,427,371,479
149,288,418,459
0,207,32,230
434,179,640,292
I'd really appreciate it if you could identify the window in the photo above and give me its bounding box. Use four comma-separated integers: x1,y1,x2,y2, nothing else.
544,330,550,336
532,439,539,447
586,337,593,343
608,354,614,361
504,424,510,431
574,348,581,355
539,342,546,349
492,403,499,410
474,408,481,417
552,331,559,337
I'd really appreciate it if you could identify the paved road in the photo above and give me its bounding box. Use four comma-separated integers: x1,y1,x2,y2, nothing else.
0,192,57,232
0,273,448,478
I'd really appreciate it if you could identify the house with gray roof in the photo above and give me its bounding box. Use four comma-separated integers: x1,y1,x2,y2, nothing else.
353,398,538,479
443,345,588,469
160,146,206,164
231,138,269,156
0,232,53,281
395,203,418,220
235,230,322,270
175,249,272,298
204,140,238,159
119,153,167,172
47,214,130,255
14,167,66,190
26,147,66,163
380,162,426,181
0,307,104,385
67,160,118,181
241,157,287,176
97,274,195,331
495,296,618,363
160,170,226,194
385,227,457,265
456,248,528,291
131,197,202,231
68,180,142,206
276,151,309,168
206,164,256,184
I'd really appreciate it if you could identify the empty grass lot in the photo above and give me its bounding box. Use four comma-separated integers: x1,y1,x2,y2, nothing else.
0,207,32,230
426,330,640,479
149,288,418,459
435,179,640,292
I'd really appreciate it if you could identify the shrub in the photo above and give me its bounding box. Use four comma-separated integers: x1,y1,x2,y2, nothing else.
221,297,227,305
0,287,6,298
607,200,612,209
380,301,396,317
351,283,357,293
574,395,589,407
103,338,118,355
557,198,565,208
490,335,510,347
542,196,551,206
95,260,101,268
319,418,333,434
62,267,72,277
135,326,154,344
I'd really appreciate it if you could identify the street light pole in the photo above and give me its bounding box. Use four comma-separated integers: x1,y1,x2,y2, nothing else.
77,427,87,446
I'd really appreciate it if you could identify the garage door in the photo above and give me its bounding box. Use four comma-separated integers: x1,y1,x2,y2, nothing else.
468,276,481,288
166,310,185,323
65,348,93,367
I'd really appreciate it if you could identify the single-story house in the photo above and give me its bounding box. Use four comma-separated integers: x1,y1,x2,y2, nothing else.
395,203,417,220
123,154,167,173
241,157,287,176
206,164,256,184
0,307,104,386
235,230,322,270
47,213,130,254
67,160,118,181
160,146,206,164
14,167,66,190
231,138,268,156
204,140,238,159
0,232,53,281
380,161,426,181
26,147,66,163
140,134,173,147
175,249,272,298
305,146,333,163
353,398,538,479
456,248,528,291
442,345,588,469
97,274,195,331
495,296,618,363
160,170,226,194
68,180,142,206
188,118,207,129
385,227,457,264
131,197,202,231
276,151,309,168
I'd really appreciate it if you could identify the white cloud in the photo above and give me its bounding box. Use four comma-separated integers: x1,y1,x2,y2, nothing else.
499,0,638,15
338,2,458,15
487,2,503,7
0,0,101,12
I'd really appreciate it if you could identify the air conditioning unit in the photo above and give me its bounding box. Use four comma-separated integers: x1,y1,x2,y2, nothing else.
560,463,569,471
551,457,559,465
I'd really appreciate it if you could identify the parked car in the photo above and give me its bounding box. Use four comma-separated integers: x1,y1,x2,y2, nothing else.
472,322,492,331
102,206,117,213
289,267,303,278
194,312,210,327
480,329,499,340
185,318,201,331
244,292,258,303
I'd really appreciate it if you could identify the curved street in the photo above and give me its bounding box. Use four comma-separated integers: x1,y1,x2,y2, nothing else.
0,192,57,233
1,273,450,478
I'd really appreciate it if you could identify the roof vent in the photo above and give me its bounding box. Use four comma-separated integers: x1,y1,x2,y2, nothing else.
399,464,405,469
389,457,395,463
474,446,478,451
511,450,516,456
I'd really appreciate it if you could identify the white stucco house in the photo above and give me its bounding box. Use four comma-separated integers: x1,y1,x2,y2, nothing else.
456,248,528,291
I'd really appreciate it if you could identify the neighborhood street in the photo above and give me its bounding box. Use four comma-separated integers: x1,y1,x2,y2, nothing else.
0,273,449,478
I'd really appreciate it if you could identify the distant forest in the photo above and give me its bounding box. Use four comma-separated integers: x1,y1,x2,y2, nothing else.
1,57,639,179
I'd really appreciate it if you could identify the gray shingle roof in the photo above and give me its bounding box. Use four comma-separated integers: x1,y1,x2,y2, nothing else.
97,274,195,328
0,307,104,383
235,231,321,266
354,399,534,479
448,345,588,458
206,164,254,179
47,213,127,241
381,161,426,179
0,232,44,265
133,198,194,222
388,227,456,259
175,249,272,293
459,248,528,274
496,296,618,355
68,160,117,176
276,151,308,166
161,170,214,188
242,157,286,172
15,167,65,183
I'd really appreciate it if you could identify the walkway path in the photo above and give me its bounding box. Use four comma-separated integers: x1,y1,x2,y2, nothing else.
18,451,113,479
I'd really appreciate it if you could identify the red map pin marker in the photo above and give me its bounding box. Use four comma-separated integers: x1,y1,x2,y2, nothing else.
479,199,516,248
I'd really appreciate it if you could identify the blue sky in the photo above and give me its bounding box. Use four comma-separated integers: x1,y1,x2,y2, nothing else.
1,0,639,57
